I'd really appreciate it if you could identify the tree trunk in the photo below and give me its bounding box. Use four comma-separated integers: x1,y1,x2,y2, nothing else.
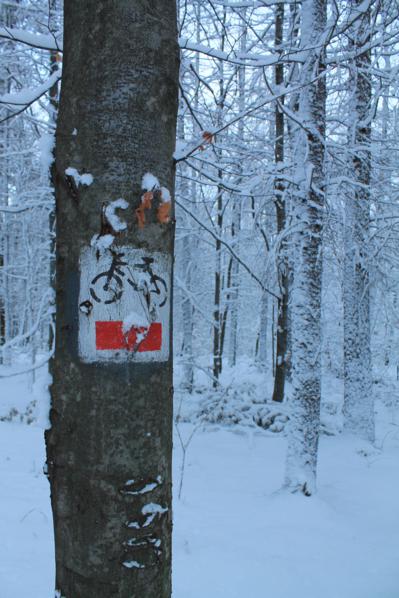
228,203,240,368
213,181,223,385
46,2,179,597
272,2,288,403
285,0,326,496
343,1,374,443
212,13,226,387
228,9,246,369
257,288,268,370
177,105,194,393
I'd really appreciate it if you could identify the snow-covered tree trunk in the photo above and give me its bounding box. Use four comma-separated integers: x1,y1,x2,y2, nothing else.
285,0,326,496
0,0,19,366
228,10,246,368
213,181,223,385
343,1,374,443
228,217,240,367
212,14,226,386
177,104,194,392
180,227,194,392
46,1,179,596
279,0,300,389
257,287,268,369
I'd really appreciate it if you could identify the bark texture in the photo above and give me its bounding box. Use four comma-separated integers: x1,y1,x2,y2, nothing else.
272,1,287,403
285,0,326,495
343,2,374,442
177,107,194,393
46,2,179,597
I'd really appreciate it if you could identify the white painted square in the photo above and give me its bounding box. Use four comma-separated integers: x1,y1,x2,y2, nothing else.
78,246,171,363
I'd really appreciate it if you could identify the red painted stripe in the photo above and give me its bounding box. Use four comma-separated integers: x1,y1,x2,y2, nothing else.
95,321,162,352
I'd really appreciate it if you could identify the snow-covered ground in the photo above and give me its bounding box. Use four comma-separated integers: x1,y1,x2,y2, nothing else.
1,368,399,598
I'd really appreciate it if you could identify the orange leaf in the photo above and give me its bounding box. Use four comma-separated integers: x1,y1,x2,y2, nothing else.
157,202,171,225
202,131,214,144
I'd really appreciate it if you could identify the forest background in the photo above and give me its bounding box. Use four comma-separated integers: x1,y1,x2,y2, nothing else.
0,1,399,596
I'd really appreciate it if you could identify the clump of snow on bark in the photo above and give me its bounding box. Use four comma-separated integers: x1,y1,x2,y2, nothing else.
142,172,160,191
123,560,145,569
122,311,149,334
104,198,128,232
39,133,55,174
161,187,171,203
142,502,168,515
123,480,158,495
72,128,77,136
65,167,93,187
90,233,114,253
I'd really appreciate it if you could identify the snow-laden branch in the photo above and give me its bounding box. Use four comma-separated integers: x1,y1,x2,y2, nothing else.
0,201,53,213
0,347,54,379
179,36,302,68
174,76,319,162
0,25,62,51
0,69,61,107
0,323,55,379
0,69,62,122
0,290,53,353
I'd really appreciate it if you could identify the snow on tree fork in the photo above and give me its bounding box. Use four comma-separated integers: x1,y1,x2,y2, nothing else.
45,1,179,597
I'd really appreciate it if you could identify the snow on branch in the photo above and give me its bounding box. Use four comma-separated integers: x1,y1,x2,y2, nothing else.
211,0,300,6
178,37,301,68
0,69,61,107
0,69,62,121
174,77,312,163
0,25,62,51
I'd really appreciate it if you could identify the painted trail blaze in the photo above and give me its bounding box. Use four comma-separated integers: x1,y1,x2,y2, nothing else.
79,246,171,363
95,321,162,352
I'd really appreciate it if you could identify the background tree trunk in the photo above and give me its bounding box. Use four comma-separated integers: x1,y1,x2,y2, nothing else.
343,1,374,443
45,2,179,597
272,2,287,403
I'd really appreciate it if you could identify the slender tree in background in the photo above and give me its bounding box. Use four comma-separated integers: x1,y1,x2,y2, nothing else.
343,1,374,442
228,9,247,368
177,96,194,393
272,2,288,403
45,2,179,597
212,9,227,386
285,0,327,495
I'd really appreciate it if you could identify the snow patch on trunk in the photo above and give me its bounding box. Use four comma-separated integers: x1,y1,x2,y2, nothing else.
104,198,128,232
65,167,93,187
90,233,114,253
142,172,160,191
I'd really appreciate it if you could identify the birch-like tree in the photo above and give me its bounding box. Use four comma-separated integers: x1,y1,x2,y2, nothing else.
285,0,327,495
342,1,374,442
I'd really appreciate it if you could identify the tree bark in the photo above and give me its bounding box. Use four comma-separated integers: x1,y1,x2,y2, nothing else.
285,0,326,496
272,2,288,403
228,10,246,369
212,11,226,386
343,1,374,443
46,2,179,597
177,105,194,393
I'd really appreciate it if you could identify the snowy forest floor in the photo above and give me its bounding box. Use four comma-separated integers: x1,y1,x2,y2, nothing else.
1,364,399,597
